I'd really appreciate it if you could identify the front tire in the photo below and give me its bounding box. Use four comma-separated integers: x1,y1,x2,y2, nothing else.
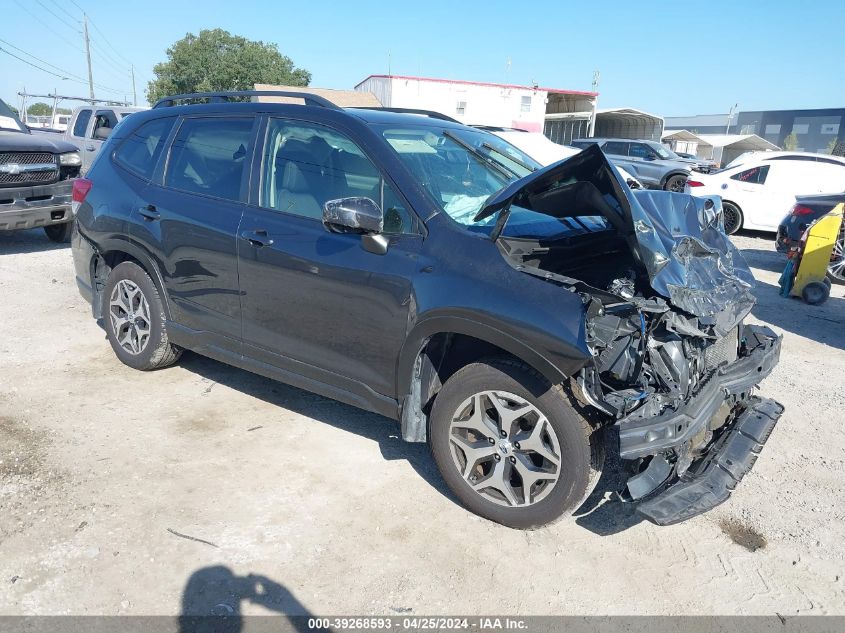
102,261,182,371
44,221,73,243
722,201,743,235
430,358,602,529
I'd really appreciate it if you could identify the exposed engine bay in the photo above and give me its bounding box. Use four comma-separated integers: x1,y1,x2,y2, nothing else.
478,145,784,524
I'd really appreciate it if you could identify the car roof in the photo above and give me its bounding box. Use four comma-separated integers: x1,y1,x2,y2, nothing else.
572,137,654,143
133,99,471,132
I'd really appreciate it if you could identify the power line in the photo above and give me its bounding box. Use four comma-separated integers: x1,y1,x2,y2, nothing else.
47,0,80,23
87,16,135,70
89,39,130,77
0,38,128,95
12,0,85,53
0,45,73,81
0,37,87,82
34,0,79,34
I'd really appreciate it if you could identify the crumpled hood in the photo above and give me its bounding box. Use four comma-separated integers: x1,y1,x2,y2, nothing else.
475,144,755,335
632,190,755,336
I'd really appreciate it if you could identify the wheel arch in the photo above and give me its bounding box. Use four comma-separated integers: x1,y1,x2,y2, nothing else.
660,170,690,189
396,316,578,443
89,239,171,321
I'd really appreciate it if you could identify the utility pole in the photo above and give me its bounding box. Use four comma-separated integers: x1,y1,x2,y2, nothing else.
131,65,137,106
83,14,94,103
588,70,600,137
725,103,738,135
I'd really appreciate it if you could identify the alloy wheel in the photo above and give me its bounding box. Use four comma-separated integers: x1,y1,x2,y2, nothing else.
829,224,845,283
448,390,561,507
108,279,152,355
723,204,741,234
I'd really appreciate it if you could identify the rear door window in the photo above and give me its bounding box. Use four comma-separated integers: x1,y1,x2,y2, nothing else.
165,117,255,202
602,141,628,156
730,165,769,184
113,116,176,180
72,109,92,137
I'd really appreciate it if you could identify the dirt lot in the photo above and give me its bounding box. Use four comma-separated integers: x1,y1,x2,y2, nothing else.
1,228,843,617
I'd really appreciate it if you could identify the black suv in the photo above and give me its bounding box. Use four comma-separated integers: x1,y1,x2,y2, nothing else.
72,91,784,528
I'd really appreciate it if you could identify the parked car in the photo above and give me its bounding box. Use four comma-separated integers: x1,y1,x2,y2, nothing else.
724,150,845,171
776,192,845,284
571,138,695,191
686,157,845,234
0,97,82,242
475,126,643,189
71,90,783,528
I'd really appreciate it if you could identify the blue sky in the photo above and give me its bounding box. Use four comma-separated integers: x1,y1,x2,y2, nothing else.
2,0,843,116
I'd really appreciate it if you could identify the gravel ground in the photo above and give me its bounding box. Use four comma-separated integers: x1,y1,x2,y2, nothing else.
0,227,843,617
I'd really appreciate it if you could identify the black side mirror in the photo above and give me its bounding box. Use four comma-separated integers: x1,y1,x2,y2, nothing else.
644,153,656,161
322,197,383,235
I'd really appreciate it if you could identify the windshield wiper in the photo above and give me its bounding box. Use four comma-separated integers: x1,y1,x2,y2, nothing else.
480,142,537,175
442,130,515,180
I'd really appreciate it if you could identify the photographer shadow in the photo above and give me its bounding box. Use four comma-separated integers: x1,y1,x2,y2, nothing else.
179,566,314,633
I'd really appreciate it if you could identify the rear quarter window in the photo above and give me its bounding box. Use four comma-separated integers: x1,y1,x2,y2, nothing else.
113,116,176,181
730,165,769,184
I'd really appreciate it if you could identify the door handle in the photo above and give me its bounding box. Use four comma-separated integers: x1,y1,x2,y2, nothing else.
240,229,273,248
137,205,160,221
85,145,96,151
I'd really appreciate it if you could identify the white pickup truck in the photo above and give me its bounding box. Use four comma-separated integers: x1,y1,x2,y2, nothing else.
32,105,147,173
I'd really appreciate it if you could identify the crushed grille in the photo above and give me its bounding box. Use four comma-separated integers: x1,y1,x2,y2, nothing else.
705,326,739,369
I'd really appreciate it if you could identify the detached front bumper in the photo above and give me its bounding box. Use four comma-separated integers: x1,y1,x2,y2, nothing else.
0,181,72,231
616,325,784,525
637,396,783,525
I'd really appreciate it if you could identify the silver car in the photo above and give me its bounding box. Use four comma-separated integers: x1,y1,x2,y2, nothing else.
572,138,695,192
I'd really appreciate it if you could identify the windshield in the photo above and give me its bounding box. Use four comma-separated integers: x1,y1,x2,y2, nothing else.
647,141,677,160
0,98,25,133
379,124,591,237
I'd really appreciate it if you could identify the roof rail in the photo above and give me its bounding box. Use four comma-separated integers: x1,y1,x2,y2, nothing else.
351,106,461,124
152,90,342,110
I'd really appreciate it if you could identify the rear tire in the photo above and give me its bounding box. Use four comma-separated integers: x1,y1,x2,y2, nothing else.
102,261,182,370
429,358,602,529
663,174,687,193
722,201,743,235
44,221,73,243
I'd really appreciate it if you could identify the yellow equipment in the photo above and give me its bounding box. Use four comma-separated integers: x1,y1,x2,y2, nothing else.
781,203,844,305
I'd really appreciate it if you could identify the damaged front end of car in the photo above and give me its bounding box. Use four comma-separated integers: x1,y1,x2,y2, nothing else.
476,144,784,525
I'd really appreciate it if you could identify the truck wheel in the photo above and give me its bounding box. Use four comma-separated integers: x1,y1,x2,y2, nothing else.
102,261,182,370
663,174,687,192
44,221,73,243
722,202,743,235
429,358,602,529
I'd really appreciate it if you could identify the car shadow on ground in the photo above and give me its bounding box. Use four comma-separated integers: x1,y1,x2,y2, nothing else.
738,248,788,274
572,431,646,535
751,276,845,351
179,566,313,632
179,353,455,505
0,228,69,255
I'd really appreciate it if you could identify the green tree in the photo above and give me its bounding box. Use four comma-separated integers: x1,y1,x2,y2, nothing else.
826,137,838,154
26,102,52,116
782,132,799,151
146,29,310,104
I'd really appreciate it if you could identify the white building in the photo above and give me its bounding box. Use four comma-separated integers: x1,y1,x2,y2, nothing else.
354,74,597,143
